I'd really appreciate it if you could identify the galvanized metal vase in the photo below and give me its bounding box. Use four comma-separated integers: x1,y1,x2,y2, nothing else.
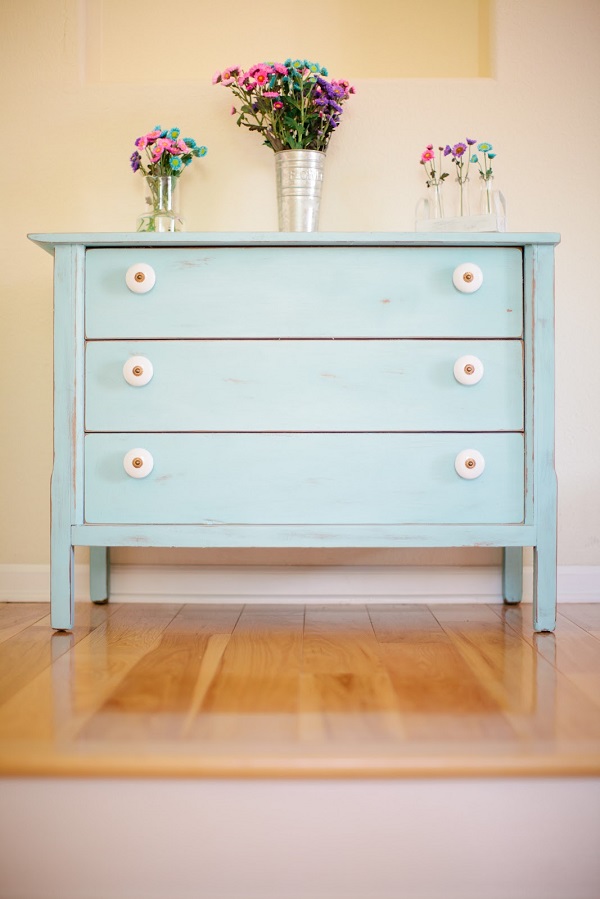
275,150,325,231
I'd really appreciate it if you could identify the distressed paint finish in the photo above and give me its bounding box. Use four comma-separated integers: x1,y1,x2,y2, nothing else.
84,432,525,526
30,232,559,632
529,244,558,631
50,245,85,630
84,246,523,339
85,339,524,433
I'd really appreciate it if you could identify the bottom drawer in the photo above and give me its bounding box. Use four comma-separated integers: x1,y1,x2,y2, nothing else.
84,433,524,525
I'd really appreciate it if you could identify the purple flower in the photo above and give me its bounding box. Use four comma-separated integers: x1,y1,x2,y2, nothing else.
130,150,141,172
466,137,477,145
452,142,468,157
443,145,452,156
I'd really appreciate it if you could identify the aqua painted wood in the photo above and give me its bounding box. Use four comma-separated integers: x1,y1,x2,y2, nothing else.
84,432,525,526
84,246,524,339
29,232,559,632
85,339,524,433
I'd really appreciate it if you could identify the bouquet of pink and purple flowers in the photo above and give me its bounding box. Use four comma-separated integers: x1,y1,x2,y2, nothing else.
213,58,355,153
130,125,207,178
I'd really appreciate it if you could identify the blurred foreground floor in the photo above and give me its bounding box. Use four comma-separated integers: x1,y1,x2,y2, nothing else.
0,601,599,778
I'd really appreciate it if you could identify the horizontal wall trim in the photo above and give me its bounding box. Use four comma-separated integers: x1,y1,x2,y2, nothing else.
0,563,598,604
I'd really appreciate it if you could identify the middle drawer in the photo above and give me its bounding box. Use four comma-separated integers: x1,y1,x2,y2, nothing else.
85,339,524,432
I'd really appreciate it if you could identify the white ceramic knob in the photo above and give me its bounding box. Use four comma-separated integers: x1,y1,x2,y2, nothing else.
455,449,485,480
125,262,156,294
123,355,154,387
453,355,484,386
123,448,154,479
452,262,483,293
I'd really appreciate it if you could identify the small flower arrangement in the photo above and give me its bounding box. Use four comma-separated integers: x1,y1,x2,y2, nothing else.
419,145,449,188
418,138,502,224
471,142,497,182
444,139,478,191
130,125,207,178
213,59,355,153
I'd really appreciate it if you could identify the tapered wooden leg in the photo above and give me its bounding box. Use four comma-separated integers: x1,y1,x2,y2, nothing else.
90,547,110,604
533,540,557,632
502,547,523,604
533,476,557,633
51,536,75,631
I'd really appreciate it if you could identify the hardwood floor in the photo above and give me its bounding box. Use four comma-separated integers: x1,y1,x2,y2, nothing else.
0,601,599,778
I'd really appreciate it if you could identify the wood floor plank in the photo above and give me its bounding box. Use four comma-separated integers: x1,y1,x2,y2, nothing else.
559,603,600,640
0,602,117,707
303,605,384,675
0,603,179,742
0,603,49,645
78,605,239,741
368,604,448,644
1,602,599,778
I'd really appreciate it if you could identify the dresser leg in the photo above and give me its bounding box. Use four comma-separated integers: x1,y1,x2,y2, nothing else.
51,541,75,631
90,547,110,604
533,538,557,632
502,547,523,604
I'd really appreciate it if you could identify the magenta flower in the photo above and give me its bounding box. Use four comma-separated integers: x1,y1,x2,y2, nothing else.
130,125,207,181
421,148,435,162
213,57,355,152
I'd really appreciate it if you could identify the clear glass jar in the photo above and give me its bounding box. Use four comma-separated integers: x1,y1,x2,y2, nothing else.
137,176,184,232
456,176,470,217
479,177,507,231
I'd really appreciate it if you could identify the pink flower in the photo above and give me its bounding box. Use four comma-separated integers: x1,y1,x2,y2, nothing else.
135,136,148,149
145,129,162,141
273,63,288,75
254,68,269,85
212,71,221,84
273,100,283,110
263,91,279,98
230,105,236,115
220,66,240,86
421,149,435,162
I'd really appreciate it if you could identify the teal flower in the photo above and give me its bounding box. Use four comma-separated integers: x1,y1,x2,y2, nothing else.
167,127,181,140
169,155,183,171
470,154,478,163
477,142,492,152
183,137,197,148
193,145,208,157
488,152,496,159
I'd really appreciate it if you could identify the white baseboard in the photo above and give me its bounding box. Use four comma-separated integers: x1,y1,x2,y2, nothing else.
0,563,598,604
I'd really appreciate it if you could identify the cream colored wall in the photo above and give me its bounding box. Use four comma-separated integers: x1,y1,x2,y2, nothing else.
1,0,598,570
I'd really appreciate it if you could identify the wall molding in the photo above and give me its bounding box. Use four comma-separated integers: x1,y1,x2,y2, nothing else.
0,563,598,604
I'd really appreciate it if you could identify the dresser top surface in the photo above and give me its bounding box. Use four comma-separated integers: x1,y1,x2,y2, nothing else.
28,231,561,254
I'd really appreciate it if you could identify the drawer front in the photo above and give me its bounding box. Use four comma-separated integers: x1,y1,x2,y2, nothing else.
84,433,525,525
85,247,523,339
85,339,524,432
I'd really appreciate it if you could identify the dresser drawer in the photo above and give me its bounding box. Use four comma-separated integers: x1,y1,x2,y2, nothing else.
85,339,524,432
84,432,525,525
85,247,523,339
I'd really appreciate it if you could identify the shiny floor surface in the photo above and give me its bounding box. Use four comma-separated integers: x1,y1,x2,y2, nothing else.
1,601,599,778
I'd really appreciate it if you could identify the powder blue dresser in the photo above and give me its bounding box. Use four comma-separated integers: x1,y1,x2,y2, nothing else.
30,232,560,631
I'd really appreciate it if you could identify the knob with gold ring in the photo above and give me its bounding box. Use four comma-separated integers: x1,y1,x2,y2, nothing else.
453,354,484,385
125,262,156,294
452,262,483,294
454,448,485,480
123,448,154,479
123,355,154,386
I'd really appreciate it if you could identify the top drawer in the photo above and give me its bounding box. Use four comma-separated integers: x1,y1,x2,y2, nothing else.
85,246,523,339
